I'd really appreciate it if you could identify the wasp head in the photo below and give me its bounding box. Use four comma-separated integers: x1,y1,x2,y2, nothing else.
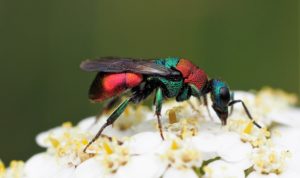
209,79,232,125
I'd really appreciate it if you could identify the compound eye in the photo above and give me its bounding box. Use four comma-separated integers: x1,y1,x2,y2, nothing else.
220,87,230,105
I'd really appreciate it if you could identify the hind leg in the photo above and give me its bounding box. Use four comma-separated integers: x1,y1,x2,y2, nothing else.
95,96,122,121
83,97,132,153
87,96,122,130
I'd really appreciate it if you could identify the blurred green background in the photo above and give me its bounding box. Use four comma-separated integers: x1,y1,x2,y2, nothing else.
0,0,299,163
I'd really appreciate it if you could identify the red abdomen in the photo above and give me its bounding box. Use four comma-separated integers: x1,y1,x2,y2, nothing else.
175,59,208,90
89,72,143,102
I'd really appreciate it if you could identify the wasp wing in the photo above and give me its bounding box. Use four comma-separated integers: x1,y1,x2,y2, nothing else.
80,57,180,76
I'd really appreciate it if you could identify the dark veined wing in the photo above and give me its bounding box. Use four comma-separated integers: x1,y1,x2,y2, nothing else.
80,57,180,76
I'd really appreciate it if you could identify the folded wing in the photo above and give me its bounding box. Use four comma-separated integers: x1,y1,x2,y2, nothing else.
80,57,180,77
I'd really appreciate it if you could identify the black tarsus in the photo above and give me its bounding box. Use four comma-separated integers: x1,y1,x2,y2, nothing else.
83,97,134,153
83,122,110,153
228,100,262,128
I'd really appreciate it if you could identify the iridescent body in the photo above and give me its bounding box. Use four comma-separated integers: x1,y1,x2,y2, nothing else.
90,72,143,102
89,57,208,102
80,56,261,152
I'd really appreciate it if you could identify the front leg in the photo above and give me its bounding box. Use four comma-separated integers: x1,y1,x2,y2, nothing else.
154,88,165,140
189,84,213,119
229,91,234,116
189,84,202,98
203,94,213,120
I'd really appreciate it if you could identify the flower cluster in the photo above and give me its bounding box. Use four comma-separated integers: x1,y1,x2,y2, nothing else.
1,87,300,178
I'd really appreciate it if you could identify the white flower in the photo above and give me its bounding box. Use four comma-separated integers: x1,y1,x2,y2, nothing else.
113,154,167,178
1,88,300,178
203,160,245,178
0,160,25,178
163,167,198,178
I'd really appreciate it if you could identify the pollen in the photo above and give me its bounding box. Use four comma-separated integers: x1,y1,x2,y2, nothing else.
62,121,73,128
203,166,213,175
243,121,253,134
99,140,130,173
181,150,199,163
6,160,25,178
0,160,5,175
252,146,288,174
81,138,88,145
49,137,60,148
9,160,23,168
171,140,179,150
180,125,188,139
168,109,177,124
268,153,277,163
124,107,130,117
262,128,271,138
103,141,113,155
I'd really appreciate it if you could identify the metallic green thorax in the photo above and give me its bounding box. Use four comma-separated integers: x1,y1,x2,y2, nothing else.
154,57,184,98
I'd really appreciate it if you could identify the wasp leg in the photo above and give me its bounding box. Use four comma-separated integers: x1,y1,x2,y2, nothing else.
190,84,213,120
90,96,123,128
189,84,202,98
83,97,132,153
154,88,165,140
229,92,234,116
187,100,201,113
102,96,122,114
228,100,262,128
203,94,213,120
229,104,234,116
189,84,208,115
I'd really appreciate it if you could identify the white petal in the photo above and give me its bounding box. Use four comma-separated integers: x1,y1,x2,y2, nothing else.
35,127,63,148
190,133,218,160
198,121,225,134
114,154,167,178
278,170,300,178
24,153,60,178
233,91,256,107
77,116,97,131
191,132,218,152
271,126,300,152
51,167,75,178
217,132,252,162
218,142,252,162
129,132,163,154
133,119,157,133
228,158,252,170
73,157,105,178
235,91,256,99
268,108,300,128
163,167,198,178
247,172,278,178
271,126,300,171
204,160,245,178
